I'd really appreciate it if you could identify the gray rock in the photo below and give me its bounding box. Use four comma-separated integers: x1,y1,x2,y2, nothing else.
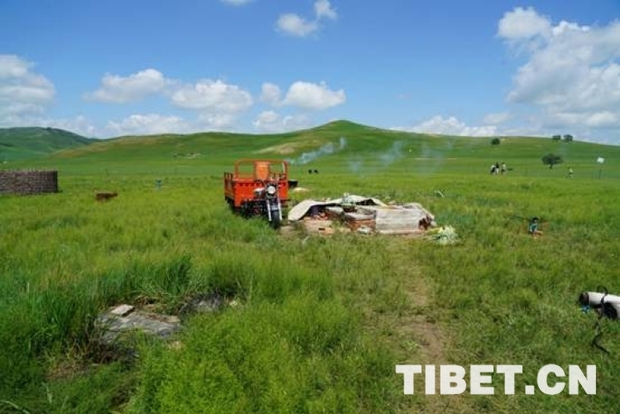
96,307,181,344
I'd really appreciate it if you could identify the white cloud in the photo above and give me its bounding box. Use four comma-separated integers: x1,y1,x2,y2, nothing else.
260,82,282,106
84,69,169,103
171,79,253,113
283,81,345,110
102,112,245,137
277,13,318,37
86,73,253,132
498,7,551,40
0,54,55,125
552,20,591,37
0,60,97,138
277,0,337,37
586,111,617,127
252,110,310,132
253,110,280,130
314,0,337,20
105,114,190,136
499,7,620,135
197,113,237,130
483,112,511,124
0,55,31,78
44,115,98,137
542,110,619,129
397,116,497,137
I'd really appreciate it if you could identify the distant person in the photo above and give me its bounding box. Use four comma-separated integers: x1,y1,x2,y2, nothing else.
528,217,543,236
568,167,574,178
490,164,496,174
501,162,507,174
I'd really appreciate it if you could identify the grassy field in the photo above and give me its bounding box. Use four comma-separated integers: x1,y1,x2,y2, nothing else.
1,121,620,413
0,127,93,162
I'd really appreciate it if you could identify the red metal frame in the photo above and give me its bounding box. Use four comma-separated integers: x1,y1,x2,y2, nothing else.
224,159,289,208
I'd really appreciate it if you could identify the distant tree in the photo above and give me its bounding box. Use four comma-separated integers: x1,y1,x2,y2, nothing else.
542,153,563,169
491,137,501,145
563,134,573,142
552,135,562,141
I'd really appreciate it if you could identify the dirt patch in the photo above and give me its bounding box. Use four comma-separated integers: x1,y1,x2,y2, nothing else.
256,142,302,155
373,243,474,414
404,276,448,363
394,279,474,413
256,139,324,155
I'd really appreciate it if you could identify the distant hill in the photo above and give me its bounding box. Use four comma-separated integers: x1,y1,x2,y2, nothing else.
49,118,617,162
0,127,94,162
46,119,414,164
4,120,619,179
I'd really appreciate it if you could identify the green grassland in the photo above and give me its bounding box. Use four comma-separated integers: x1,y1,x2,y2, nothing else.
0,127,94,162
1,120,620,413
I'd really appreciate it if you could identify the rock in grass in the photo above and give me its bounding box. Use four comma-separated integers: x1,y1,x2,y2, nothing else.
110,304,135,316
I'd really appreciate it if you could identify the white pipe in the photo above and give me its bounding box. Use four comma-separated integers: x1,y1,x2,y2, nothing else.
583,292,620,305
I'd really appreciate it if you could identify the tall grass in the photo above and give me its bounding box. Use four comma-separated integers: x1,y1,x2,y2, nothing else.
127,294,395,414
1,124,620,412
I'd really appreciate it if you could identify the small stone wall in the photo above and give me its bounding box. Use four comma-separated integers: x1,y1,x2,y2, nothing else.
0,170,59,195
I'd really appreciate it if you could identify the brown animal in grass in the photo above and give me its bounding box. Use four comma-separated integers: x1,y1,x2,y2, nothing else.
95,192,118,202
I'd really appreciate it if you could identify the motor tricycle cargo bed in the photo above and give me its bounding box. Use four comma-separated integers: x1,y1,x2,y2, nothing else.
223,159,290,208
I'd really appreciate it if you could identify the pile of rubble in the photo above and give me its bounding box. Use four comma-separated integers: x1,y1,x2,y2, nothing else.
287,193,436,236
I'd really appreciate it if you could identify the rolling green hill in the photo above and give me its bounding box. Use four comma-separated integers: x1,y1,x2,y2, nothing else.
0,126,94,162
9,120,619,180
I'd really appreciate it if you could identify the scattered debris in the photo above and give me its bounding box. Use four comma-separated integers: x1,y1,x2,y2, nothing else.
96,293,242,346
88,294,241,367
287,193,438,236
426,226,459,245
96,304,181,345
288,194,385,221
300,219,338,235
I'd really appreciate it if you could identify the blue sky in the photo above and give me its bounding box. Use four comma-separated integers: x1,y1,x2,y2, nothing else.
1,0,620,144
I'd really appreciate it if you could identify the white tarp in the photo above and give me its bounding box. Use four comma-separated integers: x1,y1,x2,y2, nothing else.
357,203,435,234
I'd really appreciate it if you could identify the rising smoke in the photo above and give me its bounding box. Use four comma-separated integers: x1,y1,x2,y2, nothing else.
288,136,347,165
348,158,363,174
345,139,455,175
415,140,454,175
347,141,404,174
379,141,404,166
